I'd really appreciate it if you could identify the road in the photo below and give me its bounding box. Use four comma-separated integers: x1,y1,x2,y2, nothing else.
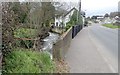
66,23,118,73
88,23,118,72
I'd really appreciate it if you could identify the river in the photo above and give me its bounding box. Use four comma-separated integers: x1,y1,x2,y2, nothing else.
42,32,59,59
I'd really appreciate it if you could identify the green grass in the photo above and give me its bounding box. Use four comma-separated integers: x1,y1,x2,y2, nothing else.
102,24,120,29
14,28,36,38
3,48,55,73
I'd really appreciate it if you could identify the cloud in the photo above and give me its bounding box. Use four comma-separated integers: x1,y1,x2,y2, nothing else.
81,0,119,17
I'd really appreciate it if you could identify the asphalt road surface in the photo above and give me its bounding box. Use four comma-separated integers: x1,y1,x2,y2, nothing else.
66,23,118,73
88,23,118,72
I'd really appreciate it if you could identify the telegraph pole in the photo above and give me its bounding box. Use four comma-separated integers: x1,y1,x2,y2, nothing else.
77,0,81,25
79,0,81,12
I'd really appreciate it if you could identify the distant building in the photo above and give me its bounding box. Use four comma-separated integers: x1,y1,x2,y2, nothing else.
97,16,104,21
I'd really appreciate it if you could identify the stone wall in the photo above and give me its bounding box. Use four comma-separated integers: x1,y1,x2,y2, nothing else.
53,27,72,61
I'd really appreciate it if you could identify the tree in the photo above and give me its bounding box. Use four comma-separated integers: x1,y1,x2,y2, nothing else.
86,16,90,20
2,2,56,51
2,2,31,52
2,2,17,55
41,2,55,27
67,9,83,25
70,9,78,25
104,13,109,18
26,2,55,50
91,16,97,19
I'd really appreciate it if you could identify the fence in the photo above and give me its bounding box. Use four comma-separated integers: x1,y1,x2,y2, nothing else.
72,25,82,38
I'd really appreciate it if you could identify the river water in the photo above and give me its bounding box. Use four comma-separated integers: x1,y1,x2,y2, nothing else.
42,32,59,59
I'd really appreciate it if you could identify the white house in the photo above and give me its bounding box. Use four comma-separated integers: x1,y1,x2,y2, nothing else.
104,17,112,24
54,7,76,28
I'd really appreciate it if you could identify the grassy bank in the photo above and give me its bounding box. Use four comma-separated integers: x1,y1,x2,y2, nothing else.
102,24,120,29
3,48,55,73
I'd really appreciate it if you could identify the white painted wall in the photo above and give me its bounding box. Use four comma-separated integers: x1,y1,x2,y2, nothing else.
55,16,62,27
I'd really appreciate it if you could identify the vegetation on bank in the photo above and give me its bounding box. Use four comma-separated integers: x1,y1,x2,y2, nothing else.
2,2,71,73
65,10,83,31
2,2,56,73
14,28,36,38
14,28,36,48
102,24,120,29
3,48,55,73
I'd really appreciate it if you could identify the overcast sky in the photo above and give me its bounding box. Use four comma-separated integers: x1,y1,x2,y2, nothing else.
56,0,119,17
19,0,119,17
81,0,119,17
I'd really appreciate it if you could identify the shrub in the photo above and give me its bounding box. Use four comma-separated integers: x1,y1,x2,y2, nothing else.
65,23,72,31
3,48,55,73
14,28,36,38
14,28,36,48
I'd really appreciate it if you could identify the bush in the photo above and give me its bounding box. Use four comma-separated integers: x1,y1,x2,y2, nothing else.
14,28,36,38
3,48,55,73
65,23,72,31
14,28,36,48
65,10,83,31
15,40,34,48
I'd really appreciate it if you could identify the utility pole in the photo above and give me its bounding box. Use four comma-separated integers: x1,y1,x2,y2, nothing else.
77,0,81,25
79,0,81,12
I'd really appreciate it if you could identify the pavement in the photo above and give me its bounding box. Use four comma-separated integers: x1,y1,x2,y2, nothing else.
65,23,118,73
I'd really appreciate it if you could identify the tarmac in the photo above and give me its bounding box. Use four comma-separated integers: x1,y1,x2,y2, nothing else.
65,27,113,73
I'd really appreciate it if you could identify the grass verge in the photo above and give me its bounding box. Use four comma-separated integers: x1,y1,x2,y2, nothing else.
3,48,55,73
102,24,120,29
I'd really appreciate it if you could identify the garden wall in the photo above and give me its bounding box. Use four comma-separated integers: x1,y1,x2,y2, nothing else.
53,27,72,61
53,25,83,61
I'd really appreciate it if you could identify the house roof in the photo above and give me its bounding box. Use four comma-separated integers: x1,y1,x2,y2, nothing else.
55,7,77,17
55,8,68,17
63,7,77,17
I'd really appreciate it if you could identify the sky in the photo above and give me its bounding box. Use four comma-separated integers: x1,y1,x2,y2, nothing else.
53,0,119,17
19,0,119,17
81,0,120,17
